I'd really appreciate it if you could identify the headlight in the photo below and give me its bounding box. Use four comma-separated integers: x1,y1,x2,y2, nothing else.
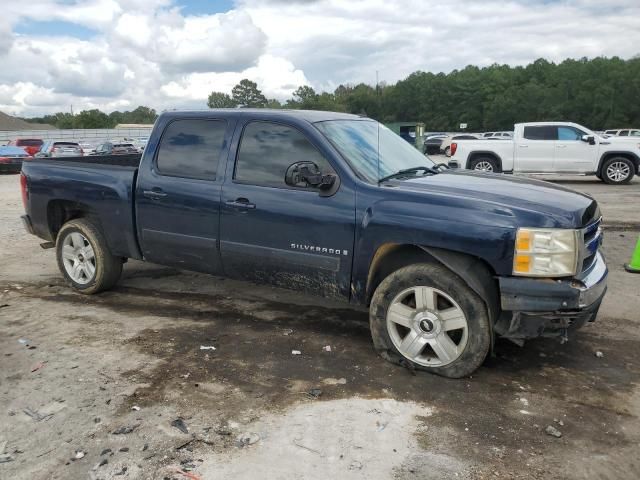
513,228,579,277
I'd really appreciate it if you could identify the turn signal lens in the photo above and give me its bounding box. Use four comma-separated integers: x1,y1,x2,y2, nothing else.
516,230,531,251
514,254,531,273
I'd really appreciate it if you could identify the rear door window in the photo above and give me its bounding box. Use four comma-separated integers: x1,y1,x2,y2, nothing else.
523,126,557,140
619,130,629,136
156,119,227,180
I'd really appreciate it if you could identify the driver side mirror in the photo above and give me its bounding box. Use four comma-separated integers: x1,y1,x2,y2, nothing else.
581,134,596,145
285,161,336,191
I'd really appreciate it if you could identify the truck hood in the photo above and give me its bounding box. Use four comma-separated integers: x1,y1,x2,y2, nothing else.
395,170,599,228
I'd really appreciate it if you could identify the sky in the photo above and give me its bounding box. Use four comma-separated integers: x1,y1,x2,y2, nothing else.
0,0,639,117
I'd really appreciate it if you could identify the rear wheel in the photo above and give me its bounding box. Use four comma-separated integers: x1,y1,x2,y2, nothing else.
469,157,500,173
444,146,451,157
56,219,122,294
601,157,634,184
369,263,491,378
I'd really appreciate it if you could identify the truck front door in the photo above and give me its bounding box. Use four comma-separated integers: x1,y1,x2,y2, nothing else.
136,118,234,273
553,125,596,173
219,120,356,300
515,125,556,172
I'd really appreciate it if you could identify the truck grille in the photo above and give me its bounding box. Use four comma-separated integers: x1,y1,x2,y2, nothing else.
580,218,602,273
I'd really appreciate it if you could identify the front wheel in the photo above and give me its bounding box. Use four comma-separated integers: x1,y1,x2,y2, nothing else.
56,218,122,294
369,263,491,378
601,157,635,184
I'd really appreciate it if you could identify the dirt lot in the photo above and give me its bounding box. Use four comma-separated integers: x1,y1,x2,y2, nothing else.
1,173,639,480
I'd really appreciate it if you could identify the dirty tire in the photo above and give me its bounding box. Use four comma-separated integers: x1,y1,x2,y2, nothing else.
56,218,122,294
601,157,635,184
444,146,451,157
469,157,500,173
369,263,490,378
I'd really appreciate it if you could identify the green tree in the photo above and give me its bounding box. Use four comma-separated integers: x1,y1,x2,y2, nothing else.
231,79,267,107
265,98,283,109
288,85,317,109
75,109,113,128
207,92,237,109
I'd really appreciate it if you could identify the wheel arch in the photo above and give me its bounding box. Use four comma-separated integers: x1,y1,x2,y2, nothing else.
366,244,499,315
597,152,640,176
47,199,100,241
466,151,503,171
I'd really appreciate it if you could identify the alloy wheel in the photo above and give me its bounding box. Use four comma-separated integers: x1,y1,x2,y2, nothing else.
386,286,469,367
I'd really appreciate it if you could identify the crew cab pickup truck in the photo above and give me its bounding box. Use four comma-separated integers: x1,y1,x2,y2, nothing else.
449,121,640,184
20,110,607,378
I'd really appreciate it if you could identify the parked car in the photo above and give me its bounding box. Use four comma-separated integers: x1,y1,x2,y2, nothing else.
36,141,83,158
603,129,640,137
21,110,607,378
423,135,447,155
440,134,480,156
449,121,640,184
0,146,31,173
483,132,513,139
90,142,139,155
8,139,43,156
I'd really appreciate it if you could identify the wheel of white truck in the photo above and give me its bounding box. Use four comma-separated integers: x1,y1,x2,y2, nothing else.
444,146,451,157
601,157,634,185
369,263,490,378
469,157,500,173
56,218,122,294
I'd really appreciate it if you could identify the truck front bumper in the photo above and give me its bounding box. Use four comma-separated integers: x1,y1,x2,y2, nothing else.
494,251,607,341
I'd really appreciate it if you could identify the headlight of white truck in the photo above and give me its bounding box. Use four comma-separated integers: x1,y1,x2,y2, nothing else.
513,228,579,277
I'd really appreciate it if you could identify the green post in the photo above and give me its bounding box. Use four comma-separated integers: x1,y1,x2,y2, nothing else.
624,236,640,273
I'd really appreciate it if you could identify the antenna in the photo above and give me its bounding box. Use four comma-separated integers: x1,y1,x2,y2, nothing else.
376,121,380,184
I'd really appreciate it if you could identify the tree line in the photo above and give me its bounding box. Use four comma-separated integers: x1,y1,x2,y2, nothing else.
26,56,640,131
26,106,159,129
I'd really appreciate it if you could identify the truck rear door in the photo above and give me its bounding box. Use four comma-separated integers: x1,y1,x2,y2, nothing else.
135,117,235,273
219,120,355,300
515,125,556,172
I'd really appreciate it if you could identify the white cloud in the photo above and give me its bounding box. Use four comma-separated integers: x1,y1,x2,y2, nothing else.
0,0,639,116
112,10,267,74
161,54,309,102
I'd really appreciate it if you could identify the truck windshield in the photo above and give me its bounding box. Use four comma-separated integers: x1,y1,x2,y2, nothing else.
315,119,435,183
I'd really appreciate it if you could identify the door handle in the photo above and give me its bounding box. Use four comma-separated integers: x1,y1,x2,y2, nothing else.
143,189,167,200
518,145,529,148
556,145,567,148
225,198,256,209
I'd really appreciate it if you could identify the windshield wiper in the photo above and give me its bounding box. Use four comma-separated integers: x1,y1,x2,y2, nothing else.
378,165,439,184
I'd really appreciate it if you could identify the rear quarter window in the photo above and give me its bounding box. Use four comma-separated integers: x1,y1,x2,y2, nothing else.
523,126,557,140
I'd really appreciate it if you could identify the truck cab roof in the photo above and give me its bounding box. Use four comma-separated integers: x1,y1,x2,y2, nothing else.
159,109,363,124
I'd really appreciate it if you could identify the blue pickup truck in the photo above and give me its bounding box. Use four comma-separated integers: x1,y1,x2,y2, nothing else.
20,109,607,378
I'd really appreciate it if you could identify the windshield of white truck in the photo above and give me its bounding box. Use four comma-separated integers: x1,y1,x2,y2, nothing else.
315,119,435,184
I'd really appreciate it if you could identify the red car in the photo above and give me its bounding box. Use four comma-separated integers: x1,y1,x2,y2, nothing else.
8,139,43,156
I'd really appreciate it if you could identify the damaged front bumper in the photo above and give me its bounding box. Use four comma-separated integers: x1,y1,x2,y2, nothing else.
494,251,607,343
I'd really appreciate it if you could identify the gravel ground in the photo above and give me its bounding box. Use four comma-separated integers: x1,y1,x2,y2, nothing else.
1,172,639,480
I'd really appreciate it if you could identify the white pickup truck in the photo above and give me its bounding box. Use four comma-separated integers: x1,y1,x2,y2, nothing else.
449,121,640,184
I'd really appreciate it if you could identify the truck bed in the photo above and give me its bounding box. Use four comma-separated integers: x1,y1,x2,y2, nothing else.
22,156,142,259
